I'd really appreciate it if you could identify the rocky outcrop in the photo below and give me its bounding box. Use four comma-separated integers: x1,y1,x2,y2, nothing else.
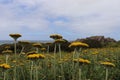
77,36,116,43
76,36,116,48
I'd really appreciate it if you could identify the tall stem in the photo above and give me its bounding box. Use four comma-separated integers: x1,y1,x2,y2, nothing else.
30,61,33,80
14,39,17,58
105,68,108,80
54,44,56,80
4,72,6,80
47,45,49,54
20,46,25,54
79,68,82,80
36,48,39,53
6,55,9,64
72,48,76,80
59,44,61,60
14,39,17,80
35,64,38,80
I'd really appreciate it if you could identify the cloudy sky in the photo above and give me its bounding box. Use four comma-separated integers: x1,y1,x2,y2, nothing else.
0,0,120,40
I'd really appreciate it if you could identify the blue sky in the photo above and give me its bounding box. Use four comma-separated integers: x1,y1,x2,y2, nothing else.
0,0,120,40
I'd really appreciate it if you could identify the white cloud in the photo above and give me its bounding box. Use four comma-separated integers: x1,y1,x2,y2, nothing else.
0,0,120,40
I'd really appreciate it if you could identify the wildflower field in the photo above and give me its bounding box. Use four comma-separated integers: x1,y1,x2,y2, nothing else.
0,34,120,80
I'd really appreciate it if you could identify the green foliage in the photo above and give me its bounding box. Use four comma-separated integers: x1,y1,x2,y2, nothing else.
0,48,120,80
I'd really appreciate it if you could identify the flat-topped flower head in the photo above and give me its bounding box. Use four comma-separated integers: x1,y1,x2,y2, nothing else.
54,39,65,43
0,63,11,69
46,42,52,45
69,41,89,48
41,48,46,51
73,58,91,65
50,34,63,40
100,61,115,67
27,51,37,55
5,46,10,49
27,54,45,60
2,50,13,55
9,33,21,40
33,43,42,48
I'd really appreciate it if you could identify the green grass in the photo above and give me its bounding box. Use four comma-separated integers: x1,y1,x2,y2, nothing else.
0,47,120,80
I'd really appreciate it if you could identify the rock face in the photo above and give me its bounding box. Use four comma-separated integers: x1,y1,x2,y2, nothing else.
77,36,116,42
76,36,116,48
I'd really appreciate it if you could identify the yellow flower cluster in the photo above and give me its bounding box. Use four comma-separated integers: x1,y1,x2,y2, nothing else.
5,46,10,49
9,33,21,39
100,61,115,67
73,58,91,64
0,63,11,69
54,39,65,43
50,34,62,39
46,42,52,45
2,50,13,54
69,42,89,47
33,43,42,48
92,51,99,55
41,48,46,51
27,51,36,55
27,54,45,60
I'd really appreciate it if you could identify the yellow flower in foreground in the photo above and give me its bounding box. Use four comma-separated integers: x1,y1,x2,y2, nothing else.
69,42,89,48
27,54,45,60
0,63,11,69
100,61,115,67
73,58,91,64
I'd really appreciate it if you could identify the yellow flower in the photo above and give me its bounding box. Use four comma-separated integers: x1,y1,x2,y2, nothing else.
100,61,115,67
41,48,46,51
27,51,36,55
46,42,52,45
50,34,62,39
5,46,10,49
0,63,11,69
73,58,91,64
69,42,89,48
9,33,21,40
54,39,65,43
27,54,45,60
92,51,99,55
2,50,13,54
33,43,42,48
12,60,17,63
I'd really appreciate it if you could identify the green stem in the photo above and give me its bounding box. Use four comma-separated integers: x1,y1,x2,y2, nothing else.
54,44,56,80
20,46,25,54
4,72,6,80
35,64,38,80
30,61,33,80
59,44,61,60
47,45,49,54
105,68,108,80
36,48,39,53
54,44,56,55
79,68,82,80
14,39,17,80
6,55,9,64
72,48,76,80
